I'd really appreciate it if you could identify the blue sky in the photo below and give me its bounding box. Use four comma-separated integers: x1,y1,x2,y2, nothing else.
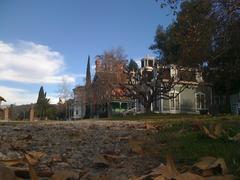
0,0,175,105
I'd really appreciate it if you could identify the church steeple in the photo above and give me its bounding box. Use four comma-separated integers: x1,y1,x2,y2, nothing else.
86,55,91,87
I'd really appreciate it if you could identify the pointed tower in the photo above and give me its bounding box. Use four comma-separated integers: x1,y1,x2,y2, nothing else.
86,55,91,87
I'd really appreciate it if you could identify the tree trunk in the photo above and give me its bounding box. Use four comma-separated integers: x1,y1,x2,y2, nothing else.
144,103,152,114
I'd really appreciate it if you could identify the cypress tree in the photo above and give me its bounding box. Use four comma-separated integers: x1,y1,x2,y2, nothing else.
36,86,50,120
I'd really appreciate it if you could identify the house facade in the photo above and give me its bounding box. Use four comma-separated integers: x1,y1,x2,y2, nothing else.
72,55,213,119
135,56,212,114
72,85,86,119
230,92,240,114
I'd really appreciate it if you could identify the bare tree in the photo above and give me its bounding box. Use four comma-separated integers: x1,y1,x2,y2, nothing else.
121,61,193,113
92,48,127,116
57,77,73,120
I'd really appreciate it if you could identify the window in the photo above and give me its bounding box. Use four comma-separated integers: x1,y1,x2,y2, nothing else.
75,109,78,115
170,92,180,110
141,60,144,68
221,96,226,105
196,93,205,109
214,96,220,105
148,60,153,67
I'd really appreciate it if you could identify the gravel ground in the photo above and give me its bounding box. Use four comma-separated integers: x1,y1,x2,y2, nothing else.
0,120,162,179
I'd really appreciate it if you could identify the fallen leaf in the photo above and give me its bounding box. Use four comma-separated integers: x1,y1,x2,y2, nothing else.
193,157,228,176
29,164,39,180
144,122,155,130
24,151,46,165
202,126,217,139
51,170,79,180
229,133,240,142
208,158,228,175
20,135,33,141
0,164,18,180
93,155,110,168
152,155,179,179
129,140,144,155
153,176,166,180
176,172,204,180
102,154,121,163
204,175,235,180
166,154,179,177
202,123,227,139
0,158,25,167
213,123,226,137
193,156,217,170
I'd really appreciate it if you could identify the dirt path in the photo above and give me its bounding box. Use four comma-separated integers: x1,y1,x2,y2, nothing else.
0,120,161,179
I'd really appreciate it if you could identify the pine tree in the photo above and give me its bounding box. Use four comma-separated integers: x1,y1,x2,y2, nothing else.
35,86,50,120
86,55,91,87
128,59,139,71
85,55,92,118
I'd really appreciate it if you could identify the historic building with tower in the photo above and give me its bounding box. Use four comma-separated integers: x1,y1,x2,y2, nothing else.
72,55,215,119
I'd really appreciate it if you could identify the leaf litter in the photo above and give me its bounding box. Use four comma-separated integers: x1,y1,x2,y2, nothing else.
0,121,238,180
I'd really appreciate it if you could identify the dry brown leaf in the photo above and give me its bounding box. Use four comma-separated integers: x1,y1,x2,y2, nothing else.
24,151,46,165
102,154,121,163
29,164,39,180
118,136,129,141
133,174,151,180
155,163,177,179
193,157,228,176
144,122,155,130
204,175,235,180
0,164,18,180
213,124,226,137
208,158,228,175
193,156,217,170
153,176,166,180
176,172,204,180
166,154,179,177
229,133,240,142
149,155,179,179
148,163,166,176
51,170,79,180
93,155,110,168
202,126,217,139
129,140,144,155
202,123,227,140
0,158,25,167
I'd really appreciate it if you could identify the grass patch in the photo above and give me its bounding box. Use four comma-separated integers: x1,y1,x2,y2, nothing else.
152,118,240,176
111,113,240,121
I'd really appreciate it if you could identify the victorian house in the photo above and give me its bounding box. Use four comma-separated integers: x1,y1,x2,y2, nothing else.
72,55,214,119
136,56,212,114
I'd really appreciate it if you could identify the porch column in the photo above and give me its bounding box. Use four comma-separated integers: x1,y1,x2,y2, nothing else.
3,108,9,120
30,105,35,121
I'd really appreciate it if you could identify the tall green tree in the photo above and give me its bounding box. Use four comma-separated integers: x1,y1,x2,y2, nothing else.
152,0,240,95
152,0,214,67
35,86,50,120
128,59,139,71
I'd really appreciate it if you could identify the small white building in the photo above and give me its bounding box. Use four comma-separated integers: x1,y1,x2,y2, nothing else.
72,86,86,119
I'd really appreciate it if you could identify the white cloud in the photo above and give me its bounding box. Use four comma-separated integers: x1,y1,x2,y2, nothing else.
0,86,36,105
0,86,59,105
0,41,75,84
